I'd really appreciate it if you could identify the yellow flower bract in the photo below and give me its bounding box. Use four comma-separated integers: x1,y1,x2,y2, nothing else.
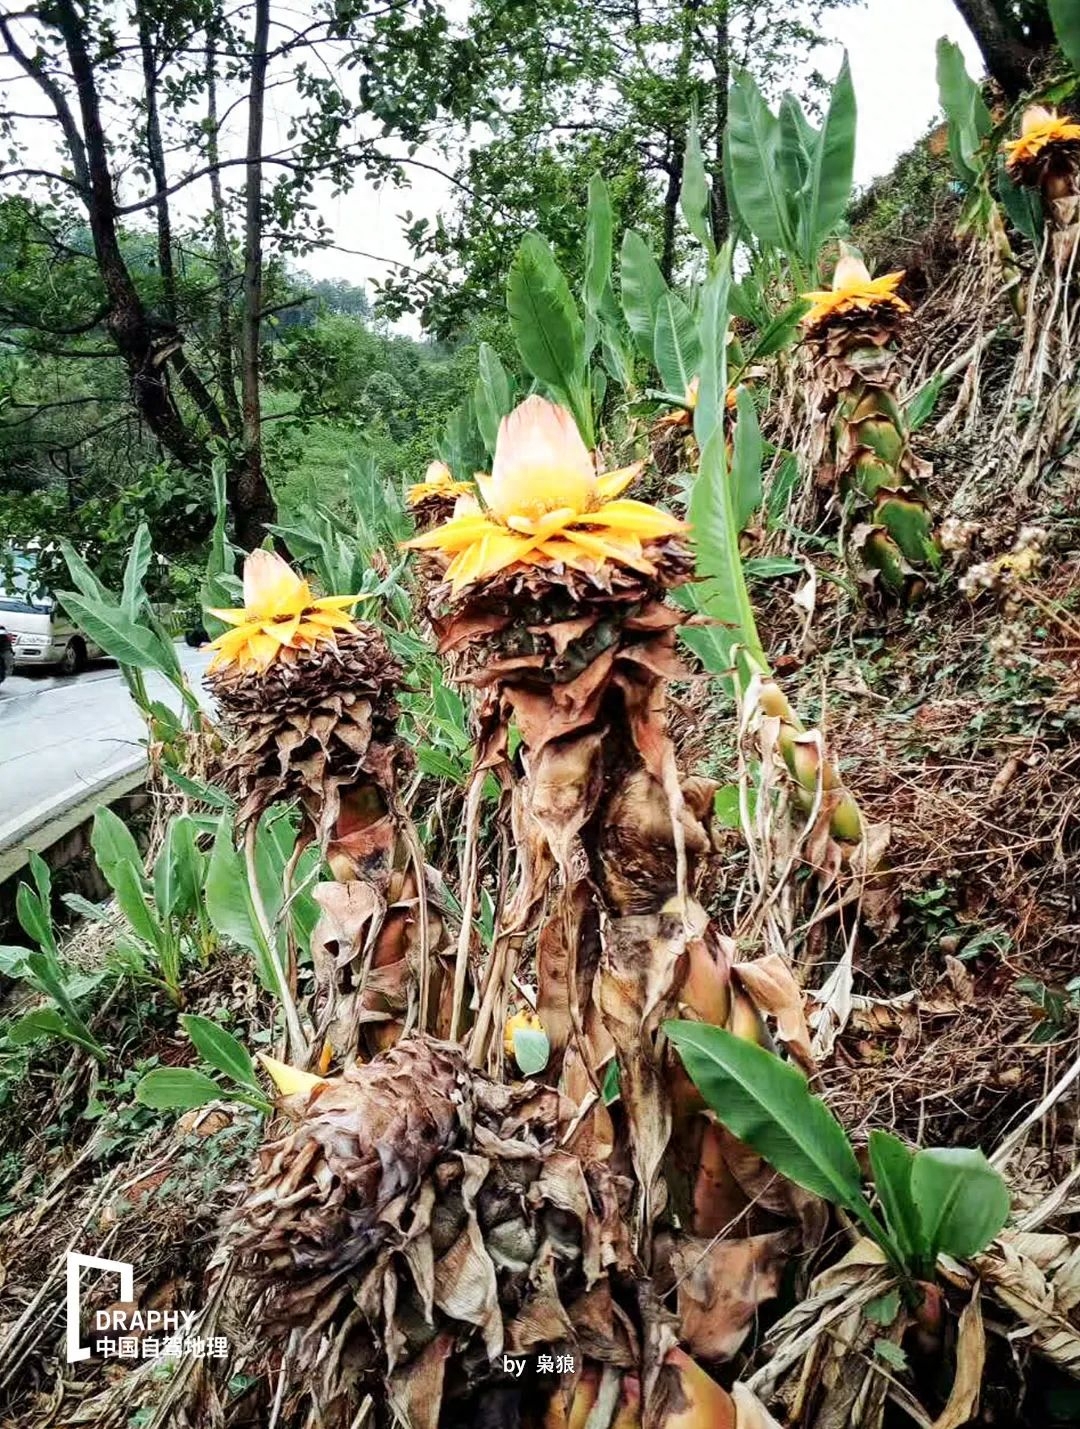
1004,112,1080,173
801,260,909,330
405,395,687,593
207,549,364,674
406,460,475,508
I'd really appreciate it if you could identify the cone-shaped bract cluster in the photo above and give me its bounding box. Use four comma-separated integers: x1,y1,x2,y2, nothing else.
208,625,406,843
802,254,941,601
235,1036,632,1423
407,459,476,530
235,1036,773,1429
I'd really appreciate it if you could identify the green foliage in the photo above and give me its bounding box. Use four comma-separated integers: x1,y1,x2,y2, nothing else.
58,527,202,729
676,255,768,689
665,1021,865,1209
584,174,615,346
653,291,701,400
0,855,106,1061
511,1026,551,1076
271,455,411,613
135,1015,272,1115
135,1067,227,1111
907,374,945,433
620,231,669,370
666,1021,1010,1283
90,806,209,1003
204,808,319,1003
997,163,1044,247
201,463,243,640
1049,0,1080,73
474,343,515,456
1015,975,1080,1042
935,38,993,188
680,104,716,258
507,233,594,445
728,57,856,282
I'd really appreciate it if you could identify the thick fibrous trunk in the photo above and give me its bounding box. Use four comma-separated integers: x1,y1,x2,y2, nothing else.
805,295,941,602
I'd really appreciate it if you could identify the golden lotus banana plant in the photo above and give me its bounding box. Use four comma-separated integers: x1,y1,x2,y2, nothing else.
406,458,476,528
397,395,810,1423
216,398,826,1429
802,250,942,601
1005,106,1080,269
206,549,456,1067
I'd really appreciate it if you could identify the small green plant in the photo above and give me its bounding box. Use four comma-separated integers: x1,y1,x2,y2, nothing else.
665,1021,1010,1290
90,807,209,1004
0,852,107,1061
135,1014,272,1115
203,806,320,1057
1015,976,1080,1043
58,524,203,736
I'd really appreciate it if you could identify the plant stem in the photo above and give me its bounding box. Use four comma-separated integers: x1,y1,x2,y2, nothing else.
847,1194,922,1308
243,820,309,1063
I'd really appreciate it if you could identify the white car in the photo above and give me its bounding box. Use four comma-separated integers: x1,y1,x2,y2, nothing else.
0,553,102,674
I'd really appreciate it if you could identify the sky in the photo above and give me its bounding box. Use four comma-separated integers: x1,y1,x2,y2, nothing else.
293,0,985,292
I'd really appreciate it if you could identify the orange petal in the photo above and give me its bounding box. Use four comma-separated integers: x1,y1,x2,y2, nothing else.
207,623,258,670
259,615,302,647
557,529,654,572
205,606,249,628
301,610,356,636
405,513,506,553
313,593,365,612
447,530,534,592
246,629,282,670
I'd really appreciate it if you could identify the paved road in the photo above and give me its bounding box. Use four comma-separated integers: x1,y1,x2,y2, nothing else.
0,645,212,859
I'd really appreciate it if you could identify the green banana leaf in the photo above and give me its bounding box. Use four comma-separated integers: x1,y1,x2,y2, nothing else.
507,232,593,444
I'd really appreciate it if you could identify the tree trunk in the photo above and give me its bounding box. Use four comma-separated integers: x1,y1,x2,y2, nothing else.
136,0,231,442
660,0,697,283
950,0,1043,98
238,0,276,552
660,141,683,283
206,34,242,432
1018,0,1055,49
51,0,207,471
135,5,177,322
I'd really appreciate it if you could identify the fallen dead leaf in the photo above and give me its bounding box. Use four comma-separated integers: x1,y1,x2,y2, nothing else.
931,1285,984,1429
